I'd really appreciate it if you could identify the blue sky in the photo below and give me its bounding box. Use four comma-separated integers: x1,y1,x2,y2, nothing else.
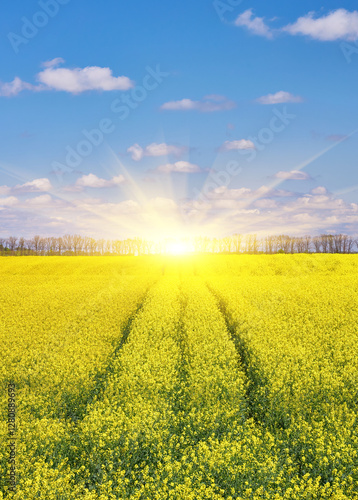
0,0,357,239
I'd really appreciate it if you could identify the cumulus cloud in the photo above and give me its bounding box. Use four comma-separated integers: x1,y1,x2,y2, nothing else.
156,161,202,174
311,186,328,195
256,91,304,105
207,185,295,200
234,9,358,43
1,181,357,238
127,144,144,161
127,142,187,161
14,178,52,193
234,9,273,38
161,95,236,112
0,59,134,97
0,196,18,207
0,178,53,194
284,9,358,41
75,173,125,189
26,194,53,205
274,170,310,180
220,139,255,151
0,186,10,196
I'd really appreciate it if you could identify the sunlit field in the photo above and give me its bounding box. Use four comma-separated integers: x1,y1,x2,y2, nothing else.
1,255,358,499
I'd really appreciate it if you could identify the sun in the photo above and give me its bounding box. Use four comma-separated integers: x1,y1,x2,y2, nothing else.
165,240,192,255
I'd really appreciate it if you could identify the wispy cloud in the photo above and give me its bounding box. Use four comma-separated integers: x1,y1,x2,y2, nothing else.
326,134,349,142
156,161,202,174
0,177,52,194
234,9,273,38
75,173,125,189
311,186,328,195
0,196,18,208
220,139,255,151
274,170,310,180
0,77,38,97
257,91,304,105
127,142,187,161
284,9,358,42
1,181,357,238
161,95,236,112
0,58,134,97
234,8,358,42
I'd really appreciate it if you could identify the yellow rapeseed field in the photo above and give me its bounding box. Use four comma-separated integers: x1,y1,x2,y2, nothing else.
1,255,358,499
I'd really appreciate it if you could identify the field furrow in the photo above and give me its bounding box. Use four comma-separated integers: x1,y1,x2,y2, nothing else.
1,255,358,499
206,266,358,497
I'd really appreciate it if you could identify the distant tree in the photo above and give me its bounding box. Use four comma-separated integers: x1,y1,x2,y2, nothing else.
18,237,25,256
0,238,6,255
72,235,83,255
313,236,322,253
7,236,18,255
32,235,41,254
303,235,311,253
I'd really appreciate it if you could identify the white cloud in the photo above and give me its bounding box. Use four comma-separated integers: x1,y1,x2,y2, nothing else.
14,178,53,193
284,9,358,41
274,170,310,180
156,161,201,173
0,186,10,196
127,144,144,161
75,173,125,189
208,185,295,200
27,194,52,205
1,181,357,239
311,186,328,195
0,59,134,97
255,198,278,209
257,91,304,105
41,57,65,68
234,9,273,38
38,63,133,93
220,139,255,151
161,95,236,112
0,77,37,97
145,143,185,157
233,9,358,43
0,178,52,194
0,196,18,207
128,142,187,161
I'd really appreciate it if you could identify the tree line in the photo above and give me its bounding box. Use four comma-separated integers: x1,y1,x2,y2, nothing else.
0,233,357,256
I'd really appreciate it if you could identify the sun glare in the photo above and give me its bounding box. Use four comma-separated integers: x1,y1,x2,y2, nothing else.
165,240,192,256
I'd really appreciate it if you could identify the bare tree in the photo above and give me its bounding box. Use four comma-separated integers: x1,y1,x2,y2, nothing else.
32,235,41,254
0,238,6,255
295,237,305,253
63,234,73,254
320,234,328,253
72,235,83,255
57,237,64,255
7,236,18,255
18,237,25,256
313,236,321,253
303,235,311,253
